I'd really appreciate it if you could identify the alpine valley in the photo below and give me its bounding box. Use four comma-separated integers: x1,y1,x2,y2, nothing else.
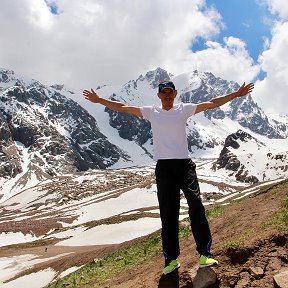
0,67,287,287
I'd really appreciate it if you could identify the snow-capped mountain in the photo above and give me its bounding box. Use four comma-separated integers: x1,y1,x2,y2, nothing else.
92,67,288,184
213,129,288,183
1,67,288,201
0,69,130,200
103,68,287,148
1,67,288,286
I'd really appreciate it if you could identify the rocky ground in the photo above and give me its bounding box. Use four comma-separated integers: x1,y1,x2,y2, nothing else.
99,180,288,288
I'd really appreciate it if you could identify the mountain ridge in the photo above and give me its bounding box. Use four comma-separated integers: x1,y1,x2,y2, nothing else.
1,67,288,201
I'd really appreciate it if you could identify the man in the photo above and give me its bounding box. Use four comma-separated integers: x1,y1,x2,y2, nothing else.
83,80,254,275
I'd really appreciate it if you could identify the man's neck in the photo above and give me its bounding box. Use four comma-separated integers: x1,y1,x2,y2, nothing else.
162,103,174,111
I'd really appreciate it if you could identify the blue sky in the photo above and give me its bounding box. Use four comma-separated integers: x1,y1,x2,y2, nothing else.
44,0,272,64
46,2,59,15
195,0,271,63
0,0,288,114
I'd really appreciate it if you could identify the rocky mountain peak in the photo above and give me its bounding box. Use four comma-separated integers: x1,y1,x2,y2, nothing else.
0,78,130,197
228,95,286,139
213,130,260,184
224,130,254,149
212,129,288,184
0,68,41,89
144,67,173,89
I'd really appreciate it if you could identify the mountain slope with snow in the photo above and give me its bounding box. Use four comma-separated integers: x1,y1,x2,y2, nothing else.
1,67,288,201
0,70,130,200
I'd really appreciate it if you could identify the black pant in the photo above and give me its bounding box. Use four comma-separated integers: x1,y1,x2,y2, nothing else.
155,159,212,265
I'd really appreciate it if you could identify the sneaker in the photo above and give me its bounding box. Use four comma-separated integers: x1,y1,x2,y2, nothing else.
199,255,218,268
163,260,180,275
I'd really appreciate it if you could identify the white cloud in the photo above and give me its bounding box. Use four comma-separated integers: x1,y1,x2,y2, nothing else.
261,0,288,19
251,0,288,114
0,0,254,91
253,21,288,114
0,0,286,116
164,36,260,84
0,0,222,89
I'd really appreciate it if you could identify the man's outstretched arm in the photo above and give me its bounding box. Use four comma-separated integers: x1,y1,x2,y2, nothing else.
83,88,143,118
195,82,254,114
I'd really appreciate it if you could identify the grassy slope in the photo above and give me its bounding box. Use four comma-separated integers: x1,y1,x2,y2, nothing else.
47,179,288,288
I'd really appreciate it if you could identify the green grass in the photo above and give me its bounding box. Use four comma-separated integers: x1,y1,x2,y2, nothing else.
217,239,244,251
206,205,224,220
47,232,163,288
47,205,224,288
215,228,255,253
262,194,288,232
216,184,288,253
255,179,288,197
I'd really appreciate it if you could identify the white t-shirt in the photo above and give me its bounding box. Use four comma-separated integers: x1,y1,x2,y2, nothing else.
140,103,197,160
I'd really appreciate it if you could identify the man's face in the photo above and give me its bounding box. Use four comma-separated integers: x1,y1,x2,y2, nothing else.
158,88,177,104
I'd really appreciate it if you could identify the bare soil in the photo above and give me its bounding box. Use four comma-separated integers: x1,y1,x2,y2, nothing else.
98,181,288,288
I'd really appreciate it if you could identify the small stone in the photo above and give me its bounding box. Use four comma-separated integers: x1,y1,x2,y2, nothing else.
249,266,264,278
115,256,124,261
189,266,217,288
235,272,251,288
228,274,239,286
274,270,288,288
268,258,282,271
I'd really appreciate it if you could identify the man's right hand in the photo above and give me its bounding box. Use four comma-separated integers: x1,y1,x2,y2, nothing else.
83,88,100,103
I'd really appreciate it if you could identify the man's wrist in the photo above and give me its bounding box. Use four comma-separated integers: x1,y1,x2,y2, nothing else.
96,96,103,104
233,91,240,98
